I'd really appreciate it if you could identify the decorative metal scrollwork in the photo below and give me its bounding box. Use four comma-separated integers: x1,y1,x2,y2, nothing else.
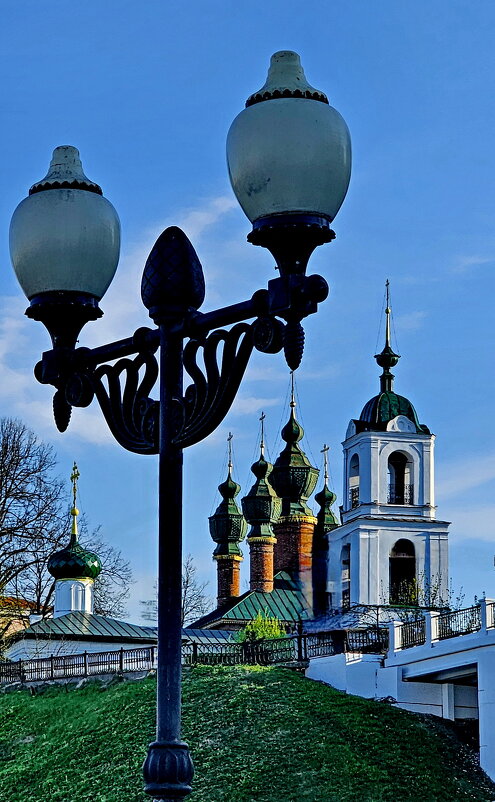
174,322,255,448
53,342,160,455
47,315,285,454
91,351,159,454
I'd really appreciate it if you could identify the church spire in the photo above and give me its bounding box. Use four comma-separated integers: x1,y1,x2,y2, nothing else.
374,280,400,393
209,434,247,606
242,413,281,593
314,445,339,536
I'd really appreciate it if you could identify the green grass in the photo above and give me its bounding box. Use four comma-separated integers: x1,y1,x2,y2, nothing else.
0,666,493,801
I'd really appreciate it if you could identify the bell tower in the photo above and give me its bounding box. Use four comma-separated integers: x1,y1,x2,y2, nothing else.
328,285,449,609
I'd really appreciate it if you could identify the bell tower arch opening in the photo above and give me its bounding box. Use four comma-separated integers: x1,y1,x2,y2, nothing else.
341,544,351,610
389,538,416,604
349,454,360,509
387,450,413,504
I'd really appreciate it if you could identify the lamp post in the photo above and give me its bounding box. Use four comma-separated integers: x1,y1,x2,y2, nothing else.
9,51,351,801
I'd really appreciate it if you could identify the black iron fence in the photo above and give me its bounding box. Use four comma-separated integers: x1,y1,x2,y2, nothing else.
0,646,157,684
401,619,426,649
0,627,391,683
437,605,481,640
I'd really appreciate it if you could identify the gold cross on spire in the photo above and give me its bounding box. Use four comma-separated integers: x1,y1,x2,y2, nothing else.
290,371,296,409
70,461,80,509
70,461,80,538
385,278,391,348
227,432,233,474
321,444,330,485
259,411,266,457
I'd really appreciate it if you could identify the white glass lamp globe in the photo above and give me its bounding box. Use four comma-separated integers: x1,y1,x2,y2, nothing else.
9,146,120,301
226,51,351,225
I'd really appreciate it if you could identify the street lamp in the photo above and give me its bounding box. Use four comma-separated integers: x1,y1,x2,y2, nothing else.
9,51,350,801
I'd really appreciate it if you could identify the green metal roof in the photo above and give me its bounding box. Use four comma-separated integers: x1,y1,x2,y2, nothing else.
191,572,310,629
19,612,157,643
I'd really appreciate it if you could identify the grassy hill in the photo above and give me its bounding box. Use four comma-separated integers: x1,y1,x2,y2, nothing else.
0,665,494,802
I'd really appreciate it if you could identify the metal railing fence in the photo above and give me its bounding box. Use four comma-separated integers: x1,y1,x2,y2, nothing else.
437,605,481,640
0,627,391,683
401,619,426,649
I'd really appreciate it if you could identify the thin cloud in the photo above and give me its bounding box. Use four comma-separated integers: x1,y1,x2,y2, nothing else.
436,453,495,500
231,395,279,416
394,310,426,331
451,255,493,275
447,506,495,543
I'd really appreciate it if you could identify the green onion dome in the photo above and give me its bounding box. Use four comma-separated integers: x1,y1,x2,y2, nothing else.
269,403,319,517
48,463,102,581
209,468,247,559
314,483,339,538
48,533,102,580
242,450,281,535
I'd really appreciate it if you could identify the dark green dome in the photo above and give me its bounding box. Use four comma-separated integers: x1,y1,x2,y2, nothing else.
48,537,102,580
359,391,429,433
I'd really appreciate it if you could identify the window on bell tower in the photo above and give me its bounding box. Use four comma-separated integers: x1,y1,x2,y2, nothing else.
389,539,416,604
387,451,413,504
349,454,360,509
341,544,351,610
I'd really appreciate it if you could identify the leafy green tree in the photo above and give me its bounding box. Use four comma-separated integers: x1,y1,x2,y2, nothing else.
236,609,285,643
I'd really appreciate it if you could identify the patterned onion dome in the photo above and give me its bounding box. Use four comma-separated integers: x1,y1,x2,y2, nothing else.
269,399,319,518
314,483,339,539
209,466,247,559
242,449,282,535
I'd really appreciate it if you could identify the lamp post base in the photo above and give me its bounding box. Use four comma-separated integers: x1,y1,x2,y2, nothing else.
143,740,194,801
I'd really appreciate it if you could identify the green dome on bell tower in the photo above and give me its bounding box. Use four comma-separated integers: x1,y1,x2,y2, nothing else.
358,281,430,434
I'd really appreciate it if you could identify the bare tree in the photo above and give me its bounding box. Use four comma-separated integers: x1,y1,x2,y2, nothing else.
0,417,132,620
0,417,65,591
140,554,212,626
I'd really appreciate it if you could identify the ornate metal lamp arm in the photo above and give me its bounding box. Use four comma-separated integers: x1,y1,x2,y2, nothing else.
33,227,328,455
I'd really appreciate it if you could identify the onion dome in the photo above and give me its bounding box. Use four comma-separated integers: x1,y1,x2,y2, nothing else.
358,282,430,434
209,440,247,558
314,446,339,540
48,463,102,580
269,383,319,517
242,419,282,537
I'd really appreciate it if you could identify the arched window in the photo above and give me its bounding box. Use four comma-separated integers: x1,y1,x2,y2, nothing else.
389,539,416,604
71,582,85,612
341,544,351,610
387,451,413,504
349,454,360,509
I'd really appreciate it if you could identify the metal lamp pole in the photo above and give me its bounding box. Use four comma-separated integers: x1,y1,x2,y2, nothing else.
9,51,351,801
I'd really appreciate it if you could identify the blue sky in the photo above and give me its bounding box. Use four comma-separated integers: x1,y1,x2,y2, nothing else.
1,1,495,619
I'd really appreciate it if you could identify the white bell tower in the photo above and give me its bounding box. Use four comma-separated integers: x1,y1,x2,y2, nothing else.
328,286,449,610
